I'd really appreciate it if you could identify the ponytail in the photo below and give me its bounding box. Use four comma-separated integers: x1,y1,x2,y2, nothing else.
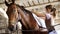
51,8,56,17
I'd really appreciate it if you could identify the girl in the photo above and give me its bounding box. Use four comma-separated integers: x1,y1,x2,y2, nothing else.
48,8,57,34
30,5,57,34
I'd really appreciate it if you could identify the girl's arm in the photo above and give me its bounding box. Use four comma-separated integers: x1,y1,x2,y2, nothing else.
31,11,46,17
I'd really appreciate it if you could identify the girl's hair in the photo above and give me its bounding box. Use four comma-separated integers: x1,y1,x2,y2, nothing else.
45,5,52,10
51,8,56,17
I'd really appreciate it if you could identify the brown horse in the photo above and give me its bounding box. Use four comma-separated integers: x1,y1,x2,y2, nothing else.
5,0,48,34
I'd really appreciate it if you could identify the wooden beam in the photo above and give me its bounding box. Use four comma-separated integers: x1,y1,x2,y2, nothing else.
27,1,31,6
32,0,36,6
25,1,59,8
37,0,40,4
23,3,26,7
0,2,5,4
48,0,50,3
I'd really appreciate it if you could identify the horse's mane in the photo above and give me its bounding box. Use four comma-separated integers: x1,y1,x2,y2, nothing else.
16,5,32,14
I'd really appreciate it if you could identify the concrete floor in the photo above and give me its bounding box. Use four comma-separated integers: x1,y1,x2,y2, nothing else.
54,25,60,34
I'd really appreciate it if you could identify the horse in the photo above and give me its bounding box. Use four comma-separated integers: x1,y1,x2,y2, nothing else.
5,0,48,34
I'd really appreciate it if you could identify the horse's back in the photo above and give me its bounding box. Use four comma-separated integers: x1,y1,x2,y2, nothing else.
18,6,49,34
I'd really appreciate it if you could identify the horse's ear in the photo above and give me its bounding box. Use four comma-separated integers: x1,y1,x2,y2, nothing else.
12,0,15,3
5,0,9,7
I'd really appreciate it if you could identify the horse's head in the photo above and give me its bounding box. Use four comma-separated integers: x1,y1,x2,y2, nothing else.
5,0,19,31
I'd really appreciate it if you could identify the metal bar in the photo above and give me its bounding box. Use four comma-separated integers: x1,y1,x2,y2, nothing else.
54,24,60,26
0,2,5,4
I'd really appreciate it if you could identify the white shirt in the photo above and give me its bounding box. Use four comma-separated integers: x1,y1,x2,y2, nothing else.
45,13,55,26
32,13,47,28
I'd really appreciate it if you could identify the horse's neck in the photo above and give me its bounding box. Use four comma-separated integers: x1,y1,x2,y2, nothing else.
16,5,31,15
23,10,27,15
22,10,39,30
17,6,39,30
17,7,30,29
